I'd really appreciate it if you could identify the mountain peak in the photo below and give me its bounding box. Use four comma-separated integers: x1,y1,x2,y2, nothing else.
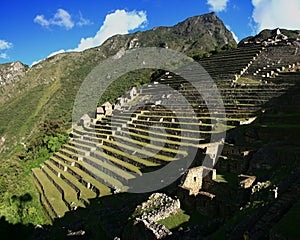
97,12,237,58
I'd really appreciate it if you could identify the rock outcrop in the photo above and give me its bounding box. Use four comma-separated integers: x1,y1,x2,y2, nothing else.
0,61,27,91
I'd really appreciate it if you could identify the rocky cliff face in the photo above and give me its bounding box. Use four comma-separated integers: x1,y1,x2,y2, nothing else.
0,61,27,93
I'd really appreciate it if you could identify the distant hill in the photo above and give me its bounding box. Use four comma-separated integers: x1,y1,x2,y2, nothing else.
239,28,300,45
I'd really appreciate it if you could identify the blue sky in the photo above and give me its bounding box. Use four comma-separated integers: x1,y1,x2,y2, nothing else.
0,0,300,66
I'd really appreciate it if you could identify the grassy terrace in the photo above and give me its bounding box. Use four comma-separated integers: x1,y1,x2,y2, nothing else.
80,159,126,190
73,136,103,146
120,128,202,147
95,120,129,129
84,125,113,135
159,77,233,85
102,138,181,162
137,110,256,120
32,174,57,220
132,118,213,128
73,137,100,147
126,103,261,112
50,155,111,196
73,129,189,155
59,146,85,159
88,148,142,175
84,155,137,180
137,114,245,124
225,83,291,88
54,151,77,164
128,121,212,134
113,134,188,156
63,144,87,156
200,54,259,63
176,85,289,92
70,141,95,151
199,53,261,63
95,120,128,128
73,127,111,140
32,168,69,218
57,146,131,189
98,116,130,123
139,110,252,117
98,142,160,167
41,164,85,209
74,127,184,164
44,159,96,201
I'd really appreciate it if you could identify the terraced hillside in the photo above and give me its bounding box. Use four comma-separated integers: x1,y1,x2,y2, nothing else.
31,36,300,220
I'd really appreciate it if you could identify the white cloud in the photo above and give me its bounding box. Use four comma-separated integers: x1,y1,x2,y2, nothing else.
73,9,147,51
0,40,12,60
226,25,239,43
252,0,300,32
207,0,229,12
34,15,50,28
34,8,74,30
31,9,147,66
0,53,8,59
0,40,13,50
52,9,74,29
77,12,93,27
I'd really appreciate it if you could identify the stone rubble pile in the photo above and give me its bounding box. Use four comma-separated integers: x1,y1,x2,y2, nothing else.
135,192,180,222
134,193,181,239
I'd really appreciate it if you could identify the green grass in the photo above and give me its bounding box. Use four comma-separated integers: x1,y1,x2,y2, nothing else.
236,77,261,85
51,156,112,196
32,174,56,221
158,209,190,229
41,165,85,208
84,155,137,180
77,160,126,190
92,150,142,175
215,172,238,185
100,144,160,167
46,159,96,200
32,168,69,217
104,138,179,162
114,135,188,156
216,174,228,183
125,127,203,146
